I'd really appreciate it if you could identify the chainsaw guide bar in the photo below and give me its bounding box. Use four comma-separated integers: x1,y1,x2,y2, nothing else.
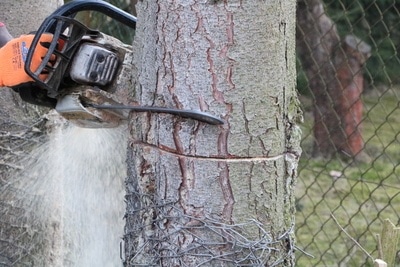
56,88,224,128
88,104,225,125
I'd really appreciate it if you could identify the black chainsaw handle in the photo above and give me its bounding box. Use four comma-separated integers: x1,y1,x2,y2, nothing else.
24,16,94,97
45,0,137,31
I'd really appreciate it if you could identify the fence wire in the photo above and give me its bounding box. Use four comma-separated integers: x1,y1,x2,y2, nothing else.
296,0,400,266
1,0,399,266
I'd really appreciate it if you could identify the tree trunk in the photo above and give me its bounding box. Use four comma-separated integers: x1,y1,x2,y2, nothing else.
297,0,371,159
125,0,301,266
0,1,63,266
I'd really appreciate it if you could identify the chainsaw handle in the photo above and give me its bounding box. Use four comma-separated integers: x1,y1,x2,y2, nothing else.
24,16,93,97
46,0,137,31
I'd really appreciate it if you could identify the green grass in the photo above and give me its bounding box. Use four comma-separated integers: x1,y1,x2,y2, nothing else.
295,89,400,266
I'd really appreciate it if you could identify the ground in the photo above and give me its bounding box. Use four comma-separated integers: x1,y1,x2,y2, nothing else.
295,87,400,266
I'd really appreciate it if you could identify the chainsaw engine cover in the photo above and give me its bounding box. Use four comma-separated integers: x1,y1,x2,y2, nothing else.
70,43,119,86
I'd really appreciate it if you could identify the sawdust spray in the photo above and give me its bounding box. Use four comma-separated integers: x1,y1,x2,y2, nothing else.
15,121,127,266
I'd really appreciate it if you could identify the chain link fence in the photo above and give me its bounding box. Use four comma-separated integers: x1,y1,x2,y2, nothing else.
1,0,398,266
295,0,400,266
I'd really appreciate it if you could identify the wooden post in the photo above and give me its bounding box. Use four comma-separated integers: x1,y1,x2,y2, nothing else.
333,35,371,158
379,219,400,266
374,259,387,267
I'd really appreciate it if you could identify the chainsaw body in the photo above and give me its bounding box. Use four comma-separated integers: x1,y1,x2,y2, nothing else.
14,0,223,128
16,0,136,128
54,31,134,128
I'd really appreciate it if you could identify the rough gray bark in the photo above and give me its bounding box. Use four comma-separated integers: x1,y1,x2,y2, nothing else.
125,0,301,266
0,1,63,266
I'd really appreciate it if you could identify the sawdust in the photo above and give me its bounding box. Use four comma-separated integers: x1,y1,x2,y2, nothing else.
7,121,127,266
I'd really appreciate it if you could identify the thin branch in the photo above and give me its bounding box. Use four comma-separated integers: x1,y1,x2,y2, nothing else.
330,213,374,261
375,233,383,260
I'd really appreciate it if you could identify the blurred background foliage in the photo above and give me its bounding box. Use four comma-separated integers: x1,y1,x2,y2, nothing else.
295,1,400,266
297,0,400,95
326,0,400,85
64,0,135,44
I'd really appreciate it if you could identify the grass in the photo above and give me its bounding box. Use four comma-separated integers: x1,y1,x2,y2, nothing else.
295,88,400,266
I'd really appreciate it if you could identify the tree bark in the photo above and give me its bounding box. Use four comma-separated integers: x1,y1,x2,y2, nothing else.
125,0,301,266
297,0,371,159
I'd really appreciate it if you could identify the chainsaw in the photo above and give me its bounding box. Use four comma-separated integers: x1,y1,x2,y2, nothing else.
13,0,223,128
